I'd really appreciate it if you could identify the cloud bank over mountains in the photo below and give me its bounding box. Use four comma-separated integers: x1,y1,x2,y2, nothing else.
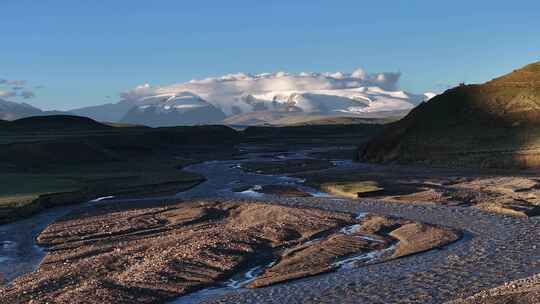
2,68,432,126
119,69,410,115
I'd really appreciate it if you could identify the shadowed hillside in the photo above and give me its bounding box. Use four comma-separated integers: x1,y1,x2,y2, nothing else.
2,115,113,131
0,114,386,223
0,115,241,223
1,121,240,169
359,61,540,168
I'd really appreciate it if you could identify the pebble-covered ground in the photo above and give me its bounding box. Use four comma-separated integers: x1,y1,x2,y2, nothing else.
1,147,539,303
192,196,540,304
168,151,540,303
0,199,458,303
450,273,539,303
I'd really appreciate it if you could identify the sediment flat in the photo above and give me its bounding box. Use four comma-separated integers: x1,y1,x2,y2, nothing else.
0,197,459,303
200,196,540,304
1,149,539,303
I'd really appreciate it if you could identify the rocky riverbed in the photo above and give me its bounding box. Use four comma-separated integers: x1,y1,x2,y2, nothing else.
0,146,539,303
450,273,540,304
0,199,459,303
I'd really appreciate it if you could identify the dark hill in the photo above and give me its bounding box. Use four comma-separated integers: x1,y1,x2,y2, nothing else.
0,116,241,168
3,115,112,132
359,61,540,168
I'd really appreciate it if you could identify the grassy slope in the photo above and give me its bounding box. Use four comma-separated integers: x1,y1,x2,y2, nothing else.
359,61,540,168
0,161,205,223
244,123,383,140
319,181,383,199
0,115,386,223
0,116,240,223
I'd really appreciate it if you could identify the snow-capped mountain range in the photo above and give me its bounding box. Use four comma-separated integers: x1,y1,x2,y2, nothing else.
120,92,226,127
109,69,433,125
4,69,435,126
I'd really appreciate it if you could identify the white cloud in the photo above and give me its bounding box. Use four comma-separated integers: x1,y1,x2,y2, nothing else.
9,80,26,86
120,69,405,114
0,79,26,86
20,90,35,99
0,90,17,98
119,83,154,101
0,79,37,100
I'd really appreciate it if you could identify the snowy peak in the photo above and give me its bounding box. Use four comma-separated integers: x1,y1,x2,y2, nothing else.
135,92,212,114
246,87,426,115
120,92,226,127
71,68,433,126
120,69,427,118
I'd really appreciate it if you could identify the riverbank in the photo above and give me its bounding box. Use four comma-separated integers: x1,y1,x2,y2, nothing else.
0,160,206,225
294,163,540,217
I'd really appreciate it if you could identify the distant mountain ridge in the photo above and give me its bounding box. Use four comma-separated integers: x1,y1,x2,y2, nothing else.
0,98,67,121
359,61,540,168
0,98,43,120
2,69,432,127
70,102,133,123
119,92,226,127
0,115,112,132
68,69,432,126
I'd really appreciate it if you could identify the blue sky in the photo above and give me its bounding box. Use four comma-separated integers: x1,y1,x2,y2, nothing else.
1,0,539,110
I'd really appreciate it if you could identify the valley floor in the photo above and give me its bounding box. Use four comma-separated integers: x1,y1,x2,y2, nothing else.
1,144,539,303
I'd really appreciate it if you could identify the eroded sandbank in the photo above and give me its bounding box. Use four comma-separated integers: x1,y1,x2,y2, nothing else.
0,200,459,303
